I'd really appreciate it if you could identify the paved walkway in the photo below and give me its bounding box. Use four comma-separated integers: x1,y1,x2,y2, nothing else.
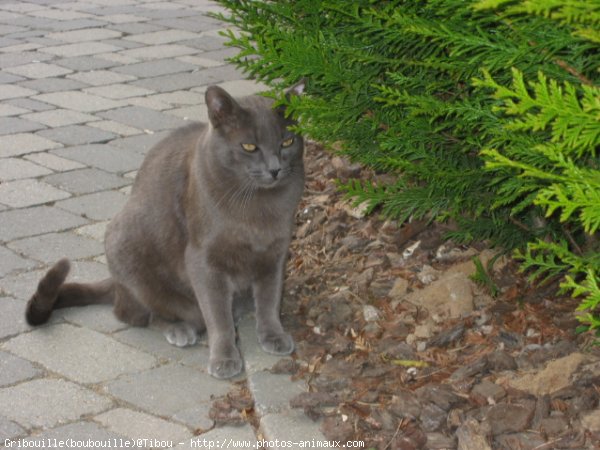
0,1,326,448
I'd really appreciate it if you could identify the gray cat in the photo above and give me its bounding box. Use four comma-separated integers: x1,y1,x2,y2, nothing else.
25,81,306,379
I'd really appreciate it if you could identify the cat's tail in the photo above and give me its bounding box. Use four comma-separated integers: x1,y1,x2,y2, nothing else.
25,258,115,326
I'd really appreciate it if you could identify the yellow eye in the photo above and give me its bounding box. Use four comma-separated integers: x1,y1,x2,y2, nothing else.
282,138,294,148
241,143,257,152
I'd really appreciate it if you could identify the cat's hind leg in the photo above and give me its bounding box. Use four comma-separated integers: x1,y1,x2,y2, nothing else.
113,283,152,327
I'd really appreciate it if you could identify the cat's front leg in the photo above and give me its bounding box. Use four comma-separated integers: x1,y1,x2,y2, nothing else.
185,250,242,379
253,257,294,355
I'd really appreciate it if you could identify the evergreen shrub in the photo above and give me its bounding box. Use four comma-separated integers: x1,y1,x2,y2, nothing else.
213,0,600,332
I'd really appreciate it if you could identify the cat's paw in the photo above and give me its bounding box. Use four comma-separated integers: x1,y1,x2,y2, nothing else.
208,356,243,379
259,332,295,355
164,323,198,347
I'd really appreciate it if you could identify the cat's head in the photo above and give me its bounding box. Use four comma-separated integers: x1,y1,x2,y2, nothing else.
205,81,305,189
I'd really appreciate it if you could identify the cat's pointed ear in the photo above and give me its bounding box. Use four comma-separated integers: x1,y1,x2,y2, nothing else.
205,85,241,129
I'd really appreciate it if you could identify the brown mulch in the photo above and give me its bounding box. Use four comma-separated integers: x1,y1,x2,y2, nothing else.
277,142,600,449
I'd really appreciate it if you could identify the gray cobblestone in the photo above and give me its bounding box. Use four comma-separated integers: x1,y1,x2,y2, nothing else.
22,108,98,127
0,297,32,339
0,205,88,241
0,158,52,181
5,62,72,79
4,323,157,383
56,305,127,334
0,415,25,441
53,55,117,71
0,246,37,277
29,422,123,449
118,44,197,61
33,90,127,112
56,190,128,220
99,106,188,131
40,42,121,57
0,179,71,208
0,116,45,135
0,133,61,158
0,378,112,428
0,351,42,387
68,69,136,86
260,411,329,443
8,231,104,263
248,372,306,416
52,144,144,172
113,58,196,78
44,168,129,194
85,83,154,99
18,76,88,94
37,124,117,145
24,152,86,172
95,408,192,442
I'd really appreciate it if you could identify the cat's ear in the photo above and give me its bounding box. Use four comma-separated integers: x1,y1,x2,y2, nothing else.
205,86,242,129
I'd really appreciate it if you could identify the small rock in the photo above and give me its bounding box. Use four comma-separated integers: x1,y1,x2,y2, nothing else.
471,380,506,403
320,416,354,443
581,409,600,432
486,402,535,435
417,384,464,411
405,272,474,319
428,322,465,348
504,352,589,396
450,356,488,381
343,200,370,219
538,416,569,436
456,419,492,450
532,395,550,428
389,277,409,300
385,342,416,360
487,350,517,371
420,402,447,431
494,432,546,450
417,265,441,285
414,322,435,339
425,432,456,449
363,304,381,322
390,391,422,420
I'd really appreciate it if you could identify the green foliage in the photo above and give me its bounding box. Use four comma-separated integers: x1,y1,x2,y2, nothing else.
213,0,600,331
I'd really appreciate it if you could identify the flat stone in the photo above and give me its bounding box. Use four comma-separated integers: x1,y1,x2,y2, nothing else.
22,109,99,127
177,55,225,68
33,90,126,112
37,125,117,146
0,84,37,100
0,205,88,242
215,79,269,98
172,404,214,431
75,221,108,241
150,90,205,107
44,168,129,194
110,132,169,155
30,422,123,449
8,231,104,263
0,51,53,70
174,425,256,449
99,105,188,131
260,411,328,443
24,152,86,172
0,116,45,135
0,246,37,276
54,56,117,71
47,28,122,43
4,323,156,383
114,58,195,77
248,371,306,415
56,190,128,220
133,67,244,93
5,98,55,112
0,179,71,208
5,62,72,79
238,315,284,374
0,158,52,181
0,297,31,339
0,104,29,116
0,415,25,441
95,408,192,442
68,69,136,86
104,363,230,417
119,44,197,61
89,120,141,136
0,351,42,387
85,83,154,99
40,42,121,57
125,29,197,45
56,305,128,334
113,327,209,369
0,378,112,428
0,133,61,158
19,77,88,94
52,144,144,173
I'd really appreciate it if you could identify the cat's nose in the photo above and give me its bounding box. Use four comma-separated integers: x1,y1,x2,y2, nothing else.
269,168,280,179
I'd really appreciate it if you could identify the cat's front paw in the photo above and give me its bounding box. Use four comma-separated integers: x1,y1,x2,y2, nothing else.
208,356,243,379
259,332,295,355
164,322,198,347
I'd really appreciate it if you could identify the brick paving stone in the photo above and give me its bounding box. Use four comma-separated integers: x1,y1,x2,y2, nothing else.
0,104,29,116
248,372,306,416
68,69,136,86
55,305,127,334
40,42,122,58
180,36,228,52
0,158,52,181
174,425,257,450
31,422,124,449
0,205,88,242
0,133,61,158
0,51,53,69
177,55,225,68
0,297,31,339
8,231,104,263
5,62,72,79
5,97,55,112
0,116,45,135
118,44,197,61
75,221,108,241
52,144,144,172
24,152,85,172
22,108,98,127
126,95,171,111
0,351,42,388
99,105,188,131
85,83,154,99
47,28,122,43
37,124,117,145
53,55,117,71
167,105,208,122
0,179,71,208
56,190,128,221
33,90,127,112
113,58,196,78
89,120,141,136
172,404,214,431
4,323,157,383
133,65,245,93
109,131,168,154
150,90,205,107
18,76,88,94
46,19,109,33
125,29,198,45
237,315,283,374
104,363,229,417
0,415,25,442
95,408,192,442
113,327,210,370
44,167,129,194
0,246,37,276
100,14,150,24
29,9,93,21
0,378,112,429
215,79,270,98
107,22,165,35
154,17,225,33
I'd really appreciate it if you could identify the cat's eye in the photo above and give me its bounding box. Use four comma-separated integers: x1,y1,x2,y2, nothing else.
241,143,257,152
281,138,294,148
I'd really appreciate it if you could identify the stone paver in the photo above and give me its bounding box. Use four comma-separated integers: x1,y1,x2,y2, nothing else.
0,0,326,446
